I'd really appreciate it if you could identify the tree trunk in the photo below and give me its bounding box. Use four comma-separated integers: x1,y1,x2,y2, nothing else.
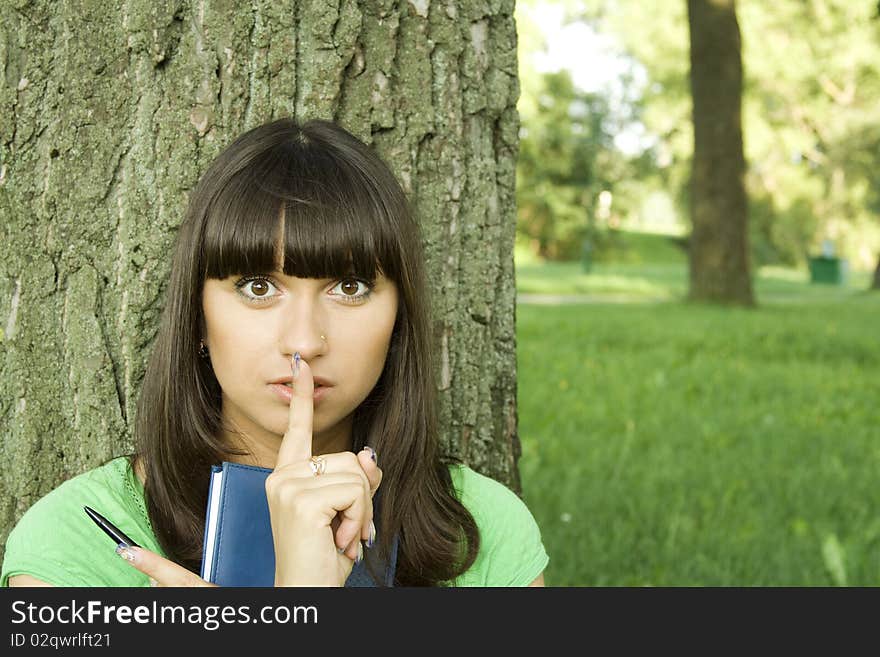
873,253,880,290
0,0,522,558
686,0,754,305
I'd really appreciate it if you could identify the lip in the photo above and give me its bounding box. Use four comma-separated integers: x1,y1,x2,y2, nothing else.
269,382,330,404
269,375,333,387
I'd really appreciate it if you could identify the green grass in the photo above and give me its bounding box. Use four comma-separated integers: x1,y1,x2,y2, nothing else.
514,230,880,585
516,235,874,303
516,261,685,299
594,228,690,265
516,260,873,302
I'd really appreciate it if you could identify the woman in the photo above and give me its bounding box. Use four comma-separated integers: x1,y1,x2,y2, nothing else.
2,118,548,587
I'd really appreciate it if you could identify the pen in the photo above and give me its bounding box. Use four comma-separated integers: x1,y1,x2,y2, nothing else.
83,505,140,549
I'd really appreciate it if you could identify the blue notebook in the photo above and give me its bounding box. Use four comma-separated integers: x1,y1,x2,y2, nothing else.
200,461,396,586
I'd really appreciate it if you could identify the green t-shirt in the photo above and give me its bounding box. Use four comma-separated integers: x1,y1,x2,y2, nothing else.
1,457,548,587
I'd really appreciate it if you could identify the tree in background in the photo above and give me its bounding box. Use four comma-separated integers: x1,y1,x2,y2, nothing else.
516,70,638,260
515,0,651,261
686,0,754,305
740,0,880,284
0,0,524,559
582,0,880,285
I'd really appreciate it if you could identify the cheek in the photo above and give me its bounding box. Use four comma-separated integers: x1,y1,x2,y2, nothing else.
205,313,267,377
340,313,396,385
363,314,397,381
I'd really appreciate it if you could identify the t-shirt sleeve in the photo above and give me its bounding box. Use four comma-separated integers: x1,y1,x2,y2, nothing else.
0,500,93,586
2,482,98,586
1,462,154,587
451,465,550,587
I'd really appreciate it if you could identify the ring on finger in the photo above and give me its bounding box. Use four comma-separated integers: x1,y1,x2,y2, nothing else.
309,455,327,476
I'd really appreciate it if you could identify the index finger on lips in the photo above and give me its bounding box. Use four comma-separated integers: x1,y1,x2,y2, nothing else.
116,546,215,587
276,352,314,468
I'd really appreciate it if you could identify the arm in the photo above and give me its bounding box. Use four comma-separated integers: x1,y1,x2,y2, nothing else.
8,574,54,587
528,572,545,587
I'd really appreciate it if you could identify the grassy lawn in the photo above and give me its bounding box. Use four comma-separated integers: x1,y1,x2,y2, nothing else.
515,240,874,303
515,233,880,585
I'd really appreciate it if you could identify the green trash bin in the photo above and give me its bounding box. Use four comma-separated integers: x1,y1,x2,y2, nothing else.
808,256,847,285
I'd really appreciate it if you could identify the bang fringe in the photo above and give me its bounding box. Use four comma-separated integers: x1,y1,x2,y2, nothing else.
201,143,396,283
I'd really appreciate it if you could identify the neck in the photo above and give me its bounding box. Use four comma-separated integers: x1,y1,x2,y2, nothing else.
132,413,355,488
224,413,355,469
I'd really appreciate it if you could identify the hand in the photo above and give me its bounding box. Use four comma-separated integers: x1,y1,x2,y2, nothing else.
115,545,217,587
264,355,383,586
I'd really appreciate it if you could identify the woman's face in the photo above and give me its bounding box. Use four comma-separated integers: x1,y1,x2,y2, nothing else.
201,268,398,460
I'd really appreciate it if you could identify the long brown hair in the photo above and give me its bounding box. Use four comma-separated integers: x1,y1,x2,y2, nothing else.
132,118,478,586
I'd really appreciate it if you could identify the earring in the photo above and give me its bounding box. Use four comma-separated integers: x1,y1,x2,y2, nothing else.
321,334,326,341
198,340,210,359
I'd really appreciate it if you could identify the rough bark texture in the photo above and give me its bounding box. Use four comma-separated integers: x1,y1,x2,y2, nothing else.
0,0,522,559
686,0,754,305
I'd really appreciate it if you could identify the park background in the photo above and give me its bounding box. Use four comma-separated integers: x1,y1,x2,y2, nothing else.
515,0,879,585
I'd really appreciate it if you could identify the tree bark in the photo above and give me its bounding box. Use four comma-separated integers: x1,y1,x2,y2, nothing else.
872,253,880,290
686,0,754,305
0,0,522,557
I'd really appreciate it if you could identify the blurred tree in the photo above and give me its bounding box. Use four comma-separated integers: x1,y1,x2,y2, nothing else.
874,2,880,290
580,0,880,283
515,0,653,261
741,0,880,284
686,0,754,305
516,70,635,259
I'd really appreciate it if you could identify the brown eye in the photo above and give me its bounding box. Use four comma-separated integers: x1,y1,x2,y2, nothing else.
330,278,373,304
251,280,270,297
234,276,279,303
340,279,359,296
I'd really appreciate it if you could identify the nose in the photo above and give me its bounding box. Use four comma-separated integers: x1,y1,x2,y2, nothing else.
277,296,328,361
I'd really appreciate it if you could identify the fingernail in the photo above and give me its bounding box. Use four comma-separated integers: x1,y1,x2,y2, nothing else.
337,546,346,554
363,446,377,464
367,520,376,548
115,545,138,563
356,542,364,564
292,352,301,380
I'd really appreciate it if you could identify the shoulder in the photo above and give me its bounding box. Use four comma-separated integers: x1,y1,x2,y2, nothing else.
12,457,133,522
447,464,549,587
449,464,530,521
2,457,156,587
